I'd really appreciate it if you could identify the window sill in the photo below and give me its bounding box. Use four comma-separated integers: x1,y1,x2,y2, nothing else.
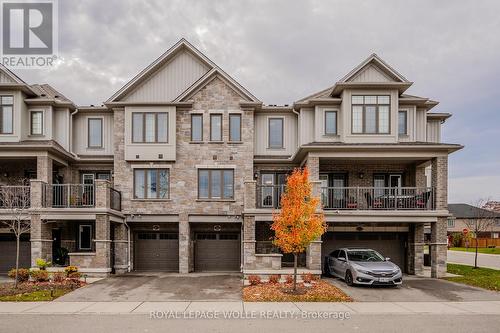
196,199,236,202
208,141,224,144
68,252,96,256
323,134,339,138
132,199,171,202
398,134,409,138
267,147,285,150
87,147,105,150
228,141,243,144
28,134,44,137
189,141,205,144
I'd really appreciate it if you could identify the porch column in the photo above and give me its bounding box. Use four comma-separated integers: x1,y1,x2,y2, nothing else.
244,180,256,209
306,155,320,181
36,155,53,184
113,223,129,274
430,156,448,278
94,214,112,273
243,215,257,270
95,179,110,208
305,155,322,272
306,239,322,271
415,165,427,188
30,214,52,267
407,223,424,275
179,213,190,273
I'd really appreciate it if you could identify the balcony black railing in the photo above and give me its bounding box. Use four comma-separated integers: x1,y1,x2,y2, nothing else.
110,187,122,211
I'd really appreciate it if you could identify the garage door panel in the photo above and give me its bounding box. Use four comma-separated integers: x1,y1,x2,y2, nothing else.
322,232,406,269
135,232,179,272
195,233,240,272
0,234,31,273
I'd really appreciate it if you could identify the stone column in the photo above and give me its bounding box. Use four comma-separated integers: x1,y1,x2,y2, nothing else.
415,165,427,189
431,156,448,210
36,155,53,184
407,223,424,275
30,179,45,208
244,180,256,209
305,155,320,181
430,218,448,278
95,179,110,208
113,223,129,274
95,214,111,273
306,239,322,271
305,154,322,272
243,215,256,270
30,214,52,267
179,213,190,273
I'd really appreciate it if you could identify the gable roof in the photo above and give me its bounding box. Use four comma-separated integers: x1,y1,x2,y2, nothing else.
107,38,260,103
295,53,413,104
0,64,27,85
449,204,500,219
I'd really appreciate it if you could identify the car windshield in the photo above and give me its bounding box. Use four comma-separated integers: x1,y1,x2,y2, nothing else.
347,250,385,262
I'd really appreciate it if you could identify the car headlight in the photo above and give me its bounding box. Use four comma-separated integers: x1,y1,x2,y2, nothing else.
356,268,371,275
392,267,401,274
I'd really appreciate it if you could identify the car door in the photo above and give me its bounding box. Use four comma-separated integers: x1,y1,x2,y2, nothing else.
337,250,349,278
327,250,339,276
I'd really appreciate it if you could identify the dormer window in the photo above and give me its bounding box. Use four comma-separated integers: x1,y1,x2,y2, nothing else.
351,95,390,134
0,95,13,134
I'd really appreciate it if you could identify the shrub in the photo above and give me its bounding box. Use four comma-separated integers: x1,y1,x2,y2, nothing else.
68,272,81,280
268,274,280,284
30,269,50,282
52,272,66,283
301,273,313,283
285,275,294,284
35,258,51,270
248,275,261,286
64,266,79,276
7,268,30,282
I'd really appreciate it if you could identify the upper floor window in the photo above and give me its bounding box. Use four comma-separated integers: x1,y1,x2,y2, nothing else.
134,169,169,199
351,95,390,134
198,169,234,199
132,112,168,143
210,114,222,141
268,118,283,148
0,95,13,134
88,118,103,148
30,111,43,135
191,114,203,141
398,110,408,135
447,217,455,228
324,111,337,135
229,114,241,142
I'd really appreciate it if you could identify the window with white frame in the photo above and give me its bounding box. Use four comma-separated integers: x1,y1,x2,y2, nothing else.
324,111,337,135
30,111,43,135
447,217,456,228
268,118,284,148
132,112,168,143
88,118,103,147
351,95,390,134
0,95,13,134
398,110,408,135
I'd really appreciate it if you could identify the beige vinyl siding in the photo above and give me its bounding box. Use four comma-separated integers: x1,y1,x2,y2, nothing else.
0,90,23,142
426,119,441,143
415,108,427,141
254,112,297,156
123,50,210,102
348,64,393,83
314,105,342,142
53,108,70,150
72,112,114,155
124,106,176,161
398,105,416,142
341,89,399,143
299,108,314,145
22,106,52,140
0,71,16,83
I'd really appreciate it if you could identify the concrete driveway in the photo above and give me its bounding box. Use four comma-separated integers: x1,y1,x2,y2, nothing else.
448,250,500,270
56,272,242,302
326,275,500,302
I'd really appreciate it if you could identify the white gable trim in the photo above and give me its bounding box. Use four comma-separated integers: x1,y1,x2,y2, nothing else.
339,53,409,83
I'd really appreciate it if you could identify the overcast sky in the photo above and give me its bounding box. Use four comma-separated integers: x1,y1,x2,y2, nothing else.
12,0,500,203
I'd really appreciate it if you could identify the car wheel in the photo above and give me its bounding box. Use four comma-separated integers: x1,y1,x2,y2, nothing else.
345,270,354,286
323,261,331,276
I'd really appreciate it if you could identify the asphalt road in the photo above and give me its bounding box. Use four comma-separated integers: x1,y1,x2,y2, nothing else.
1,314,499,333
448,250,500,270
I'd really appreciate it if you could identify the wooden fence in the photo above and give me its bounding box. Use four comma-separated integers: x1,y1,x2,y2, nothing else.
460,238,500,248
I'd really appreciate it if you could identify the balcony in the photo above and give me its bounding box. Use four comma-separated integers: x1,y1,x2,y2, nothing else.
41,183,122,211
255,185,435,211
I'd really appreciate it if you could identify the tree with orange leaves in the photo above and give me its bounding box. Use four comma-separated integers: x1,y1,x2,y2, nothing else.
271,167,327,291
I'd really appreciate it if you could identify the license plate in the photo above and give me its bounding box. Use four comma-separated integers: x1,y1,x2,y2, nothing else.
379,278,391,283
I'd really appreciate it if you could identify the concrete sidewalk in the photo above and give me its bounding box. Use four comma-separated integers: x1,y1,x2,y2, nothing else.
1,300,500,315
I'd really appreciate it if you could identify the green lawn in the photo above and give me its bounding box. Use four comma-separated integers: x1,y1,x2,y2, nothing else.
449,247,500,255
446,263,500,291
0,289,69,301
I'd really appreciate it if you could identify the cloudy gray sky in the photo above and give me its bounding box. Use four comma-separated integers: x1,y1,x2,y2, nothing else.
13,0,500,203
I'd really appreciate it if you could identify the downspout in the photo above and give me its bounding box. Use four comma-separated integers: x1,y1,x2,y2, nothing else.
124,219,131,272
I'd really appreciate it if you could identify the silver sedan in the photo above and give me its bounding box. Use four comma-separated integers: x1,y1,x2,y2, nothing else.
324,248,402,286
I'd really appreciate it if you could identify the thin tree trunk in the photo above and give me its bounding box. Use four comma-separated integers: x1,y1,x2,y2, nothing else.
293,253,298,291
474,235,479,269
15,228,20,289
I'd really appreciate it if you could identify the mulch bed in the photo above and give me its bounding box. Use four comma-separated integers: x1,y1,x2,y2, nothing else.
0,280,86,301
243,280,352,302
